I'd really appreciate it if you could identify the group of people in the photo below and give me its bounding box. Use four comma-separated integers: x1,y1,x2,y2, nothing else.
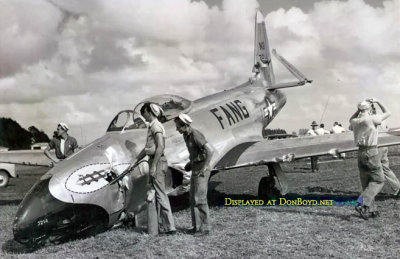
306,121,346,137
44,98,399,225
306,121,346,172
122,103,214,236
44,103,214,236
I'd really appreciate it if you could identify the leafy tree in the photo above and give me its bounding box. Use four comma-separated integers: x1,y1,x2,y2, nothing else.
0,118,49,150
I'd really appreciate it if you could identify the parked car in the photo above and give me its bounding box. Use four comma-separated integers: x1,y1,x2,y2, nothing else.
0,163,17,187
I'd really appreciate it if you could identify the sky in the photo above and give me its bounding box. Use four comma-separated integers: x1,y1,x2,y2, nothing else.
0,0,399,145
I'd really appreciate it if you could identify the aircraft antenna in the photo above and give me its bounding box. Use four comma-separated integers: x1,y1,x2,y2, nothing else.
319,95,331,124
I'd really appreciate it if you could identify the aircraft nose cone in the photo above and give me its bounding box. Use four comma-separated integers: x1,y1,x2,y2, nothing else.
13,175,110,248
13,178,55,246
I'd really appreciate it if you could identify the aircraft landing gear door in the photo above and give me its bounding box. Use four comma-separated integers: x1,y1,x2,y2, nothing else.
258,163,288,201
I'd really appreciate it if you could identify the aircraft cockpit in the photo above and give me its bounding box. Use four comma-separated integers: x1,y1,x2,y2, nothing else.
133,95,192,122
107,95,192,132
107,110,147,132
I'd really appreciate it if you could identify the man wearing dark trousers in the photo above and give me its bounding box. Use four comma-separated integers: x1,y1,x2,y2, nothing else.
175,113,214,235
349,99,390,220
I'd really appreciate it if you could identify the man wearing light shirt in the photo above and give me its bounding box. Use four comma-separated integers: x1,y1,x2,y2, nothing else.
331,122,346,134
315,123,330,135
349,99,390,220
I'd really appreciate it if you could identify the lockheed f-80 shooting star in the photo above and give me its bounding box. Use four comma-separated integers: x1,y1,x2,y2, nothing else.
1,11,400,248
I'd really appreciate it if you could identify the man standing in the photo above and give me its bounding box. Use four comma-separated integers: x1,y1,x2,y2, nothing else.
371,104,400,197
306,121,319,172
44,123,78,165
174,114,214,235
331,122,346,134
127,102,176,235
349,99,390,220
315,123,330,135
306,121,318,136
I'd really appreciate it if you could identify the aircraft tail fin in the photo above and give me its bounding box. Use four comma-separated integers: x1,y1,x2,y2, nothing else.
252,11,312,90
253,11,275,87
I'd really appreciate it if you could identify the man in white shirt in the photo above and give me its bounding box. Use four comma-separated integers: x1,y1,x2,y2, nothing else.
331,122,346,134
349,99,390,220
306,121,318,136
315,123,330,135
306,121,319,172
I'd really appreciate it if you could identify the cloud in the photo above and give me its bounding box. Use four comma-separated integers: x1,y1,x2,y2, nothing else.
0,0,399,144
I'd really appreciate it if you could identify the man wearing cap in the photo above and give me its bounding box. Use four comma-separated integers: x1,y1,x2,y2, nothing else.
306,121,319,172
349,99,390,219
44,123,78,165
126,102,176,235
174,113,214,235
370,104,400,197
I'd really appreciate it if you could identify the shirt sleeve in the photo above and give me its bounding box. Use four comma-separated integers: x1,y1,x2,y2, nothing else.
150,122,164,136
48,139,56,149
193,129,207,148
71,138,78,149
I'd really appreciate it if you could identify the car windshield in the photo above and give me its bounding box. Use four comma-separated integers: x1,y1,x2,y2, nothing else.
107,110,147,132
133,95,192,122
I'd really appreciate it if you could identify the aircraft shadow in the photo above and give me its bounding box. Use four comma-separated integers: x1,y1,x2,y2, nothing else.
2,239,36,254
0,199,22,205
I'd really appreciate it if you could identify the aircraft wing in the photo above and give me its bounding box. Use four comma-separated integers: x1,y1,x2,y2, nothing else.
215,128,400,170
0,150,52,167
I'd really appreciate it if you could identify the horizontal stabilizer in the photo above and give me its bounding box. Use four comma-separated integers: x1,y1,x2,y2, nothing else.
272,49,311,84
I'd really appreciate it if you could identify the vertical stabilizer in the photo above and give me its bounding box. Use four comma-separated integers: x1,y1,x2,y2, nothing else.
253,11,275,87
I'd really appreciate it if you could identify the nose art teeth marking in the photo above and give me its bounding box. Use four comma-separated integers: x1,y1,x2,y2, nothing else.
77,170,107,185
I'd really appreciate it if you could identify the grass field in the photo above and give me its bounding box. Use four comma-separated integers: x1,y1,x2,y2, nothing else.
1,155,400,258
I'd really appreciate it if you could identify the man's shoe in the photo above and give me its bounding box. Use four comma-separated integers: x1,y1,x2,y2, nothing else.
355,204,370,220
369,211,380,218
394,190,400,198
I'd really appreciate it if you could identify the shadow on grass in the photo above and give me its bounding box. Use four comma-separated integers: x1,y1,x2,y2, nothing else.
306,186,396,201
2,239,36,254
0,199,22,205
261,206,355,221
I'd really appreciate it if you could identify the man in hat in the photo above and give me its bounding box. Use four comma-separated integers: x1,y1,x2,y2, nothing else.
370,104,400,197
306,121,318,136
44,123,78,165
349,98,390,219
126,102,176,235
306,121,319,172
174,113,214,235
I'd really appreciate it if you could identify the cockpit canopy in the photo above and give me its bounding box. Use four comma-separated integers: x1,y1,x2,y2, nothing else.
107,95,192,132
134,95,192,121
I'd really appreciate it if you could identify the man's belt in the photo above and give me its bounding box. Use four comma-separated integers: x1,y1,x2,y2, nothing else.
148,153,165,159
358,145,377,150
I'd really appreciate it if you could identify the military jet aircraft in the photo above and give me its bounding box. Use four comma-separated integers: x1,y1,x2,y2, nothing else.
2,11,400,248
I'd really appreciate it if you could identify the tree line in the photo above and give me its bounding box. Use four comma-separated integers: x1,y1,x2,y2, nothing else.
0,118,50,150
